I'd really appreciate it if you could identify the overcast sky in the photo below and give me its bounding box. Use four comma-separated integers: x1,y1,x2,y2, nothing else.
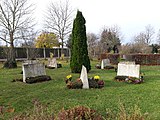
33,0,160,43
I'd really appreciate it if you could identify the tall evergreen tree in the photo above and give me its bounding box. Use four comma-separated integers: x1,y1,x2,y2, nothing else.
70,10,91,73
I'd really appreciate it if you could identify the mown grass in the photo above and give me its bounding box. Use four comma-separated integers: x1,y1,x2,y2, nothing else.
0,60,160,119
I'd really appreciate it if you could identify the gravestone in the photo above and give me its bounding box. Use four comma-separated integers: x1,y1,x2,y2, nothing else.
22,62,46,82
122,55,126,60
80,65,89,89
120,61,135,64
101,59,111,69
23,60,38,64
117,62,140,78
47,58,57,68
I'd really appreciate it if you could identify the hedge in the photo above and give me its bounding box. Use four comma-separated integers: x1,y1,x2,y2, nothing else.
100,53,160,65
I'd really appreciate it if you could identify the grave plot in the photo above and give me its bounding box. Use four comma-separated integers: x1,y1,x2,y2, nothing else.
22,61,51,84
115,62,144,84
46,58,62,69
65,65,105,89
95,59,115,70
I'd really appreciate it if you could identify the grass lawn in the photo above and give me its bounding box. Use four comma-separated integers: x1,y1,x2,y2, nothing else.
0,60,160,119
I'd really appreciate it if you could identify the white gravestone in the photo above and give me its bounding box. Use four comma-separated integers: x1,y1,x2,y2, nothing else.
22,62,46,82
120,61,135,64
101,59,111,69
48,58,57,68
80,65,89,89
117,62,140,78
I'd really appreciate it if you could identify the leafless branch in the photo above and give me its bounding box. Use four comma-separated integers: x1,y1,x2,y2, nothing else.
0,0,35,47
44,0,74,48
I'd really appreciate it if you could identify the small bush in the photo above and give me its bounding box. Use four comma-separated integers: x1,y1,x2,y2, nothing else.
57,106,103,120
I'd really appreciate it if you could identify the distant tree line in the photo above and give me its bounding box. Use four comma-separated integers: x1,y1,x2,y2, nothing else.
1,0,160,68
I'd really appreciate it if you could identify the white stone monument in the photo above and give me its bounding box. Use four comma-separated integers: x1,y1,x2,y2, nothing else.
80,65,89,89
117,62,140,78
47,58,57,68
22,62,46,82
101,59,111,69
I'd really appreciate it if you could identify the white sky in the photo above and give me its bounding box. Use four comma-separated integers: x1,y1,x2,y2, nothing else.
32,0,160,43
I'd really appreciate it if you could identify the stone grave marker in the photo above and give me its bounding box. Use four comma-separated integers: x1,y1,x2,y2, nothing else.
80,65,89,89
101,59,111,69
47,58,57,68
120,61,135,64
122,55,126,60
22,62,46,82
117,62,140,78
23,60,38,64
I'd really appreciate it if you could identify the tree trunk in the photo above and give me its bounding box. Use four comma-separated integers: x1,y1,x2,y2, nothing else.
3,34,17,68
61,39,64,59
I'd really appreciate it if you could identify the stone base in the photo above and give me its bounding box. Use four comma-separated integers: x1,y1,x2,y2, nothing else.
25,75,51,84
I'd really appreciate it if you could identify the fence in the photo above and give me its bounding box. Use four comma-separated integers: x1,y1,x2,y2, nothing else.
0,47,70,59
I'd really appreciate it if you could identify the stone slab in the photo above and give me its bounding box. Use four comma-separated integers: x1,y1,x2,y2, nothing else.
22,62,46,82
117,62,140,78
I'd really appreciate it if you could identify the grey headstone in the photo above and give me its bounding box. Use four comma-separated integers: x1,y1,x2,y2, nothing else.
101,59,111,69
48,58,57,68
22,62,46,82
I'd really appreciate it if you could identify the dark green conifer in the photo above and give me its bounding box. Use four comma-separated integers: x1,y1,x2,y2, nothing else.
70,10,91,73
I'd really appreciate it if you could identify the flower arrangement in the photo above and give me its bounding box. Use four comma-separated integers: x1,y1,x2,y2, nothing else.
89,75,104,88
65,75,83,89
66,75,72,80
65,75,105,89
94,75,100,81
114,72,144,84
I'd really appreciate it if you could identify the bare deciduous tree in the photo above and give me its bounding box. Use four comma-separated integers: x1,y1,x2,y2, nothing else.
0,0,34,68
44,0,74,51
87,32,98,58
156,29,160,45
144,24,155,44
133,32,146,44
133,24,155,46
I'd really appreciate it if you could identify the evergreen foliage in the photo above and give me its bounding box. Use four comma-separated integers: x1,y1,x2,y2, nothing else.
70,10,91,73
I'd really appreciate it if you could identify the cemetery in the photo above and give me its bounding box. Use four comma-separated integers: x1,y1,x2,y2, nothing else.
0,1,160,119
0,59,159,119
